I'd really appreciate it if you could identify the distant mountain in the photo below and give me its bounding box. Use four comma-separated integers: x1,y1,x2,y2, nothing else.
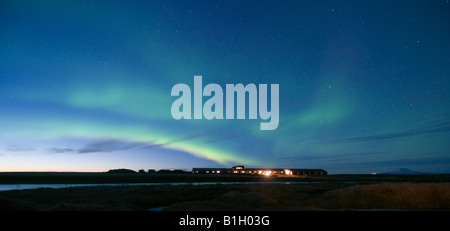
106,168,136,174
380,168,428,175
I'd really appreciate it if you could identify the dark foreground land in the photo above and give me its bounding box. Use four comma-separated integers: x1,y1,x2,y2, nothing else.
1,173,450,211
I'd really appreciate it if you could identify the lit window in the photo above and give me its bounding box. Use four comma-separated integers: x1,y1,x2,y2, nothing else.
217,170,221,174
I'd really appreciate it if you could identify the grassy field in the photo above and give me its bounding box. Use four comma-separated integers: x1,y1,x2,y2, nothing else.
1,173,450,211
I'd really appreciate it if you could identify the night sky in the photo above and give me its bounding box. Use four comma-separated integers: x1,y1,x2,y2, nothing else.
1,0,449,173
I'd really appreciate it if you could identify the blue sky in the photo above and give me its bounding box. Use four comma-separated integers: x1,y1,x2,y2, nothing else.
1,0,449,173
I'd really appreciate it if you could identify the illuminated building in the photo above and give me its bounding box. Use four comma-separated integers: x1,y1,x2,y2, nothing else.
192,166,327,176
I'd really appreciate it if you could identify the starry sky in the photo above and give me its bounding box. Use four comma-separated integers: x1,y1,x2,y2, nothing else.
1,0,449,173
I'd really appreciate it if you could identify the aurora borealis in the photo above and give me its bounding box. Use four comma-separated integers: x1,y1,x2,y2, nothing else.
1,0,449,173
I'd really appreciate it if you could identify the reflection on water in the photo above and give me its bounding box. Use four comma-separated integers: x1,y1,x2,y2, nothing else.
0,181,335,191
148,206,167,211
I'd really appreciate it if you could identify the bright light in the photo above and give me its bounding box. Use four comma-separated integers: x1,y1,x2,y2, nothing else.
258,170,263,174
264,171,271,176
284,169,292,175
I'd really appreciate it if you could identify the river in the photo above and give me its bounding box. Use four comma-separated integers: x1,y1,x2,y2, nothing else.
0,181,334,191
